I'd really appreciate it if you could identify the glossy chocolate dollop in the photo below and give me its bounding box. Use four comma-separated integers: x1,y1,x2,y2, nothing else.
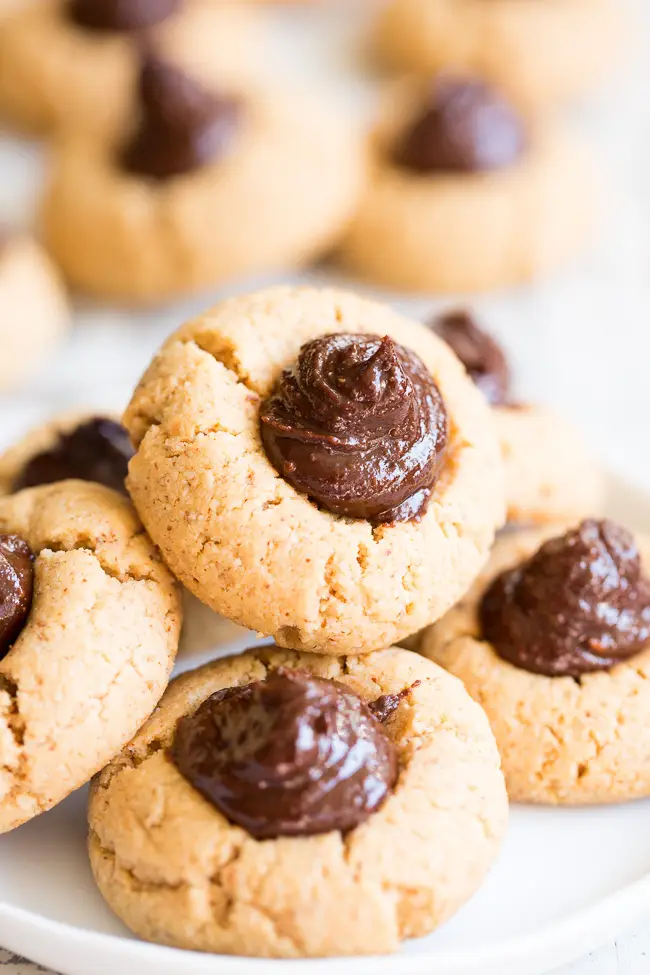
68,0,180,32
0,535,34,662
171,669,399,839
480,520,650,677
13,418,133,495
260,333,448,524
121,55,241,180
394,77,527,174
429,309,510,406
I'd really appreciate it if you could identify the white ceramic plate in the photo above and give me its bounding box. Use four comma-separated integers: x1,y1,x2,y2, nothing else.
1,474,649,975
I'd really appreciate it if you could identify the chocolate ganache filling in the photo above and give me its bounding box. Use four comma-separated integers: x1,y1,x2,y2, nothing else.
121,55,241,180
394,76,527,174
171,669,401,839
13,418,134,495
68,0,181,32
259,333,448,524
367,681,420,723
429,309,511,407
480,519,650,678
0,535,34,662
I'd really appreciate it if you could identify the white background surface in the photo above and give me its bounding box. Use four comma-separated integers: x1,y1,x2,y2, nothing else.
1,1,650,972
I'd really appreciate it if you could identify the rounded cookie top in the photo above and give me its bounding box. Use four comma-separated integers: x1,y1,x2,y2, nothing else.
421,523,650,804
493,404,604,525
0,479,182,833
0,411,133,497
88,645,507,958
123,286,504,654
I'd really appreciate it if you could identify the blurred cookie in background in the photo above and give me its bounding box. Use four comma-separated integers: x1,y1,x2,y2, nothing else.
0,233,69,393
338,75,599,293
428,308,604,526
41,55,365,305
372,0,625,112
0,0,263,139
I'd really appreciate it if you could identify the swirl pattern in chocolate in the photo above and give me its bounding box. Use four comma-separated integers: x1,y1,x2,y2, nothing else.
260,333,448,524
480,520,650,678
394,76,527,174
171,669,399,839
68,0,181,33
121,55,241,181
429,309,511,406
13,418,133,495
0,534,34,661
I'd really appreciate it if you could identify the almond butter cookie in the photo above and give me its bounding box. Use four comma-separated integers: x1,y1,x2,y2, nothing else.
0,480,182,833
428,309,604,525
338,76,597,293
88,645,507,957
123,286,504,654
0,413,252,665
41,57,364,304
421,520,650,804
0,412,133,496
373,0,624,112
0,234,69,392
0,0,262,139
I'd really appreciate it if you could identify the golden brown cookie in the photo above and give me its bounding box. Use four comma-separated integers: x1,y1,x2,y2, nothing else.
41,74,364,304
372,0,624,112
88,645,508,957
421,522,650,804
0,480,182,833
0,412,132,496
424,308,604,525
0,236,69,392
338,77,597,293
495,405,604,526
0,0,262,138
123,286,505,654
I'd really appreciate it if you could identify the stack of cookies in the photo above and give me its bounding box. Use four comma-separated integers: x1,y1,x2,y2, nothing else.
1,282,647,960
0,0,640,964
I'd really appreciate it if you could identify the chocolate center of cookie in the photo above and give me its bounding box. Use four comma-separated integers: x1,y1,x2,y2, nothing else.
171,669,400,839
394,76,527,174
429,309,511,407
120,55,241,181
0,535,34,662
259,333,448,524
367,682,419,723
68,0,181,32
479,519,650,677
13,418,133,495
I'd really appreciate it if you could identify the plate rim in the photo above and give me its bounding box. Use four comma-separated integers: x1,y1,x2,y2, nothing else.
1,867,650,975
2,468,650,975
